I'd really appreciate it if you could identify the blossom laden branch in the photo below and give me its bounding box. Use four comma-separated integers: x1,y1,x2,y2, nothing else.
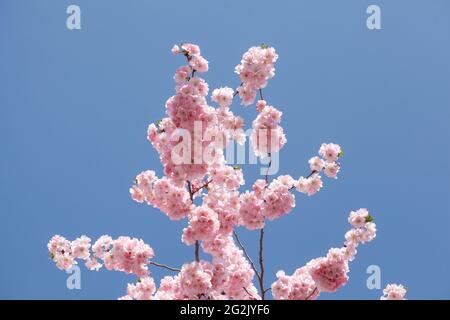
47,43,407,301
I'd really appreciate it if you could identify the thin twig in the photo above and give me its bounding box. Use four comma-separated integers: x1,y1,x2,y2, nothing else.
192,179,213,195
233,82,244,97
233,231,260,279
187,180,200,262
259,228,266,300
259,88,264,100
243,286,256,299
265,153,272,185
149,261,181,272
305,287,318,300
289,169,317,191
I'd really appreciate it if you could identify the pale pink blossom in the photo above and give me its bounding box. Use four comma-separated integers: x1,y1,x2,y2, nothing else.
212,87,234,108
308,156,325,172
235,46,278,96
381,284,407,300
324,162,340,179
250,105,286,157
319,143,342,162
271,268,319,300
307,248,349,293
126,277,156,300
171,45,181,55
295,174,323,196
182,206,220,245
237,85,257,106
348,208,369,228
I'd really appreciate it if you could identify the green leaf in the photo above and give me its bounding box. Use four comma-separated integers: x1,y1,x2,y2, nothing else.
365,215,374,223
338,149,344,158
260,43,269,49
232,165,241,170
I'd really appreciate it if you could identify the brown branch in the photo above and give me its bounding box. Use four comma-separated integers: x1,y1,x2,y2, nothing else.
149,261,181,272
187,180,200,262
233,231,260,279
305,287,318,300
289,170,317,191
233,82,244,97
243,286,256,299
264,153,272,185
195,241,200,262
259,88,264,100
192,179,213,195
259,228,266,300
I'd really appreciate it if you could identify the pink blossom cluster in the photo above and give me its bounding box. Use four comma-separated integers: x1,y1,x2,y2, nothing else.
380,284,407,300
48,43,406,300
235,45,278,106
295,143,342,196
239,176,295,230
344,209,377,261
203,186,240,235
172,43,209,73
48,235,154,277
202,235,258,299
121,235,257,300
271,268,319,300
182,206,220,245
271,209,377,299
130,170,192,220
120,277,156,300
148,44,223,185
215,101,246,145
250,102,287,157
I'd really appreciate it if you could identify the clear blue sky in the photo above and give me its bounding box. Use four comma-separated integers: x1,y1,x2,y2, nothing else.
1,0,449,299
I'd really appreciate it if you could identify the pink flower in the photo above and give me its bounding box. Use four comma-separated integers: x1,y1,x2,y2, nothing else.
295,174,323,196
319,143,342,162
171,45,181,55
324,162,340,179
212,87,234,108
263,176,295,220
271,268,319,300
182,206,220,245
181,43,200,56
256,99,267,112
189,55,209,73
381,284,407,300
71,235,91,260
348,208,369,228
308,156,324,172
235,46,278,97
239,191,265,230
237,85,256,106
250,105,286,157
126,277,156,300
48,235,75,271
179,261,214,298
307,248,349,293
85,257,102,271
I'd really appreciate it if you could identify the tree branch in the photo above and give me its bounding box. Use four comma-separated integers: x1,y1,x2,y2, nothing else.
305,287,318,300
233,231,260,279
187,180,200,262
259,228,266,300
192,179,213,195
195,241,200,262
149,261,181,272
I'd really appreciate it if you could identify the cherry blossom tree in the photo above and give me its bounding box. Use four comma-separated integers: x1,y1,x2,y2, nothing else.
47,43,406,300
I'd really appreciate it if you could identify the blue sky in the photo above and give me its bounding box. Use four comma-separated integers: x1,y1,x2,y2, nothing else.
1,0,449,299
